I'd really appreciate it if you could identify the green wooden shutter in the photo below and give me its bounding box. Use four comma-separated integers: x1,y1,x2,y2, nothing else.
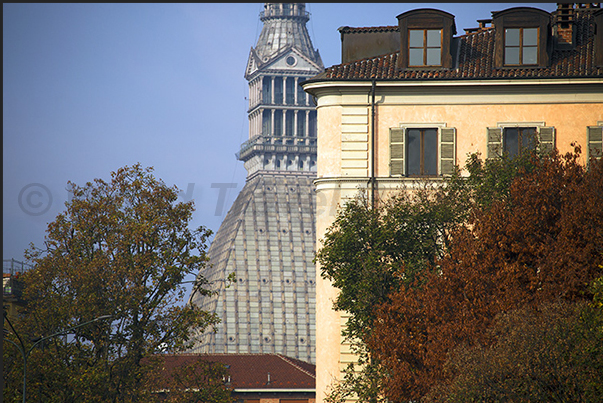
587,126,603,161
440,127,456,176
538,126,555,155
487,127,503,159
390,128,405,176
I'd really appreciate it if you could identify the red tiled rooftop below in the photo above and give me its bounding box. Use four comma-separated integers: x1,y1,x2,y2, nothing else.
156,353,315,390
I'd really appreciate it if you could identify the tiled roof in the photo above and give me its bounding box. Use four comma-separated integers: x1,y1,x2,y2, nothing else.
310,10,603,82
155,353,315,390
338,25,398,34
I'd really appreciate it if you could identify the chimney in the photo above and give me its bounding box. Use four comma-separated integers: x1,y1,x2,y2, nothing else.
478,19,492,31
464,19,492,35
554,3,576,48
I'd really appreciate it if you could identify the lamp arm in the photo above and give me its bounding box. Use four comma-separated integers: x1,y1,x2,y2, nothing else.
4,312,26,353
28,315,113,356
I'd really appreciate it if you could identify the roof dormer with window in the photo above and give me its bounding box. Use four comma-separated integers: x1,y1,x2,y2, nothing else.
396,9,456,70
492,7,551,68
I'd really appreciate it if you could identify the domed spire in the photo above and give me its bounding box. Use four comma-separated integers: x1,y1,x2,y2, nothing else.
252,3,322,66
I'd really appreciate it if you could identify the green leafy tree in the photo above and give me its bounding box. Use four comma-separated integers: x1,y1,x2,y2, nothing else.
3,164,221,402
317,182,466,403
316,182,463,344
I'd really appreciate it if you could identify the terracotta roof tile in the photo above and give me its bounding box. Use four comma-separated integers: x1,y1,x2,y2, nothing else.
311,10,603,82
153,353,315,390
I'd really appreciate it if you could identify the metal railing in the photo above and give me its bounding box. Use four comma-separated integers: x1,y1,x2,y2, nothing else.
3,260,33,298
3,259,34,277
236,135,317,160
260,9,309,20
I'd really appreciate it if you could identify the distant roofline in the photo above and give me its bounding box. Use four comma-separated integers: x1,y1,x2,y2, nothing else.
338,25,398,34
235,388,315,393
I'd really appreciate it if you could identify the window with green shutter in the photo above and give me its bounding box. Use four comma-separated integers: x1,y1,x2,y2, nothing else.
587,125,603,161
487,125,555,159
389,126,456,177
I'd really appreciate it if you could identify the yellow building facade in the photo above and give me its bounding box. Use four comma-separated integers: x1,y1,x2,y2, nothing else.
303,4,603,402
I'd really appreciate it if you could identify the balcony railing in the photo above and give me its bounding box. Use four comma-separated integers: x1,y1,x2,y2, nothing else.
260,10,310,20
3,259,33,276
3,259,33,298
236,135,317,161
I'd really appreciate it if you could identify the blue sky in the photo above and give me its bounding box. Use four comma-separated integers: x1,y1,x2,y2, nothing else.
3,3,556,296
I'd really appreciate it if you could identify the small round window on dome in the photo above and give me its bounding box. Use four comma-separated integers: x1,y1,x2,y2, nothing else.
286,56,296,66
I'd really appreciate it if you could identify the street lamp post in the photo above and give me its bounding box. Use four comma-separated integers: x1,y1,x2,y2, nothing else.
3,313,112,403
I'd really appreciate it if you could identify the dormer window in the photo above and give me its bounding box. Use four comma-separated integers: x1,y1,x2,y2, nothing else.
397,9,456,70
492,7,551,68
409,29,442,66
504,28,538,65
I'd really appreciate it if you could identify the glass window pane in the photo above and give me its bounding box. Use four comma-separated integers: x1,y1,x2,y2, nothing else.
263,77,271,103
505,47,520,65
274,110,282,136
523,28,538,46
409,30,424,47
505,28,520,46
426,30,441,47
297,82,306,106
286,110,294,136
407,129,421,176
504,128,519,159
523,46,537,64
409,49,424,66
274,77,282,104
520,128,537,151
286,78,295,105
263,110,271,135
426,48,441,66
297,112,305,136
424,129,438,175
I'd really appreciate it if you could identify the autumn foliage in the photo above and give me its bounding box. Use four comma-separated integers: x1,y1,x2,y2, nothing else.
368,149,603,401
426,299,603,402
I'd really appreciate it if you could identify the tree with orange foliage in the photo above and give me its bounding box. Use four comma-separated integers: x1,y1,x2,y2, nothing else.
369,148,603,402
425,298,603,403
